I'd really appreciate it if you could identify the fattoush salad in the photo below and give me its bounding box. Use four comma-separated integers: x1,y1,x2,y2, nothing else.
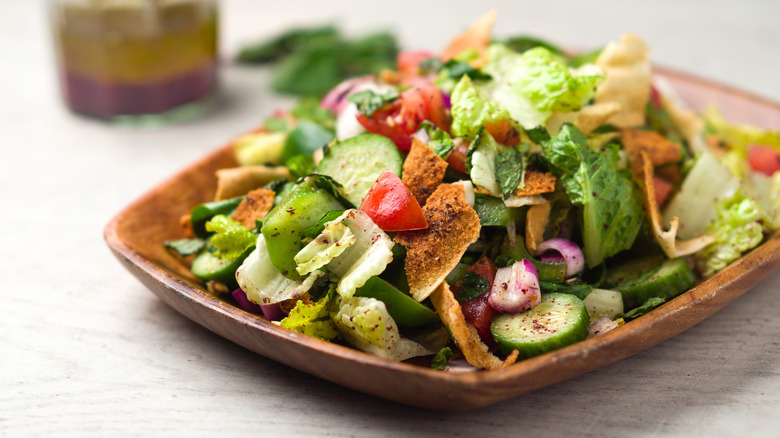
165,12,780,370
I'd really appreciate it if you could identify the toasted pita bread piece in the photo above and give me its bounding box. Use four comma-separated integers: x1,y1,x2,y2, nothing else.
402,137,449,206
214,165,290,201
394,184,481,302
514,170,557,197
595,33,651,128
430,282,518,370
525,202,552,254
230,188,276,229
440,10,496,67
621,129,682,179
639,151,715,258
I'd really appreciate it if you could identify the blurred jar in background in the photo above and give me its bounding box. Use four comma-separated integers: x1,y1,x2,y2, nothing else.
51,0,218,125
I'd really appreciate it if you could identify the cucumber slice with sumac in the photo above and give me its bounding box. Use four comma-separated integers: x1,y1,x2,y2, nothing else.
490,293,590,359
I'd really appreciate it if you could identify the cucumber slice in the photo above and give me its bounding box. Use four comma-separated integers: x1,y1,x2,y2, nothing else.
490,293,590,359
615,257,696,310
604,254,665,287
190,196,245,238
316,134,403,206
191,246,255,289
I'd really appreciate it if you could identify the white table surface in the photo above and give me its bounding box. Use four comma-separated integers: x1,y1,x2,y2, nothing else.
3,0,780,436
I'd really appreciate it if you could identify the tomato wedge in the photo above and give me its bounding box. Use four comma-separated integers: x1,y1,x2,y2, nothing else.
359,170,428,232
459,257,498,345
357,82,450,151
748,144,780,176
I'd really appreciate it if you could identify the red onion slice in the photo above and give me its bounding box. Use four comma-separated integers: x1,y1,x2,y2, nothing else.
232,288,263,314
320,76,373,114
488,259,541,314
588,316,618,338
536,238,585,277
259,304,285,322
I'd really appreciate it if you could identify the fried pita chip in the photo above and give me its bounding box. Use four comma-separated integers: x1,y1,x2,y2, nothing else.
640,151,715,258
526,202,552,254
402,137,449,206
513,170,557,197
440,10,496,67
214,165,290,201
595,33,651,128
430,282,518,370
395,184,481,302
230,188,276,229
621,129,682,179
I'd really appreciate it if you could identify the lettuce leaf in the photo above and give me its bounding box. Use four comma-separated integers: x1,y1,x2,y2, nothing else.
698,192,765,276
205,215,257,260
450,75,512,140
301,210,394,299
418,121,456,158
704,105,780,152
279,285,339,341
483,45,604,129
331,296,433,361
541,124,643,268
236,234,325,304
467,128,502,197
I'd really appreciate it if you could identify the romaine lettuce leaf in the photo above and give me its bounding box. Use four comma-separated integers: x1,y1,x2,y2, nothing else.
698,192,765,276
704,105,780,152
331,296,433,361
450,75,512,140
205,215,257,260
236,234,324,304
295,220,356,275
483,45,604,129
541,124,643,268
302,209,394,299
467,128,502,197
279,285,339,341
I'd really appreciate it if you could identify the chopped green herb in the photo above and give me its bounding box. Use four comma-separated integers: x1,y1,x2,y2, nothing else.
164,238,206,257
431,347,453,370
619,297,666,320
495,146,524,199
443,60,491,81
455,271,491,302
348,89,399,117
419,121,456,158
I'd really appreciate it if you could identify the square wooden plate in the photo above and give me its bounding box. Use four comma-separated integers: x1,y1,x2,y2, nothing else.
104,67,780,411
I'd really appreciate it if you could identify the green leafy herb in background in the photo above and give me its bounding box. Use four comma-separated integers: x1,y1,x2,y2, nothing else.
494,146,524,199
239,26,398,97
348,89,399,117
455,272,490,302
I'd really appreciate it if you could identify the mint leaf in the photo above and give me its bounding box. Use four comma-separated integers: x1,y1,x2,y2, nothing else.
419,121,456,158
541,124,643,268
620,297,666,320
495,146,524,199
431,347,453,370
348,89,399,117
164,238,206,257
455,271,490,302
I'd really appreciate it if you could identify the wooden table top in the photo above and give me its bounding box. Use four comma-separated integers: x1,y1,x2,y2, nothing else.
3,0,779,436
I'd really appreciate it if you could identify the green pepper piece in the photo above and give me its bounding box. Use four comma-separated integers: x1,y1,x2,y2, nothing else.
190,196,245,238
354,277,440,327
261,180,343,281
500,238,568,283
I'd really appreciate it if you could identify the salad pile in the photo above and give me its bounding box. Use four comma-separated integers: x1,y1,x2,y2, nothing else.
165,12,780,371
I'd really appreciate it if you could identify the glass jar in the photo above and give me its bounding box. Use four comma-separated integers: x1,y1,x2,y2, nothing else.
51,0,218,125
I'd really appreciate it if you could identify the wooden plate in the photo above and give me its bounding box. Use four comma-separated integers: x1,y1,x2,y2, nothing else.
104,67,780,411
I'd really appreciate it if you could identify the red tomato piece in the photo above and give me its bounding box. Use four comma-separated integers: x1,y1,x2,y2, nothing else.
446,141,469,173
359,170,428,232
357,82,450,151
748,145,780,176
397,50,434,75
459,257,498,345
653,176,674,208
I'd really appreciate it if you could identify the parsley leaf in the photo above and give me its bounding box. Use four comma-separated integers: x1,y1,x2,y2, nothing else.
431,347,453,370
455,271,491,302
164,238,206,257
348,89,399,117
494,146,524,199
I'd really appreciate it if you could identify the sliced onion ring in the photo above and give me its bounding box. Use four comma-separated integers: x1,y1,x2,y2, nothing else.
536,238,585,277
488,259,541,314
232,288,263,314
